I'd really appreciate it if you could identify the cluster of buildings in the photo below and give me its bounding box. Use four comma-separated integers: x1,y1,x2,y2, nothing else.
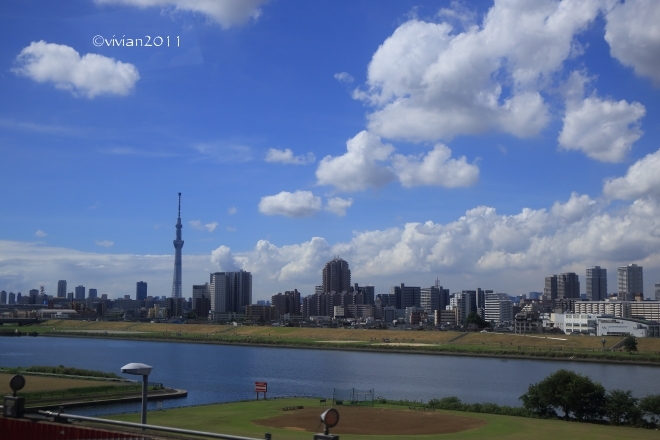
3,195,660,339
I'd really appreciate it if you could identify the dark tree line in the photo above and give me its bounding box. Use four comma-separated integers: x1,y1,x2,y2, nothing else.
520,369,660,427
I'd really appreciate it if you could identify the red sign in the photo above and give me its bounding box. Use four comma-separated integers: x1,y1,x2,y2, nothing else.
255,381,267,392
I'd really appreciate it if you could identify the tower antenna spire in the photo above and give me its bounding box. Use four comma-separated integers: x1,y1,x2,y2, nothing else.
178,192,181,218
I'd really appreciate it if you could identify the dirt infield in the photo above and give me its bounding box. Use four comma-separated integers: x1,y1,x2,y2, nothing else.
254,406,487,435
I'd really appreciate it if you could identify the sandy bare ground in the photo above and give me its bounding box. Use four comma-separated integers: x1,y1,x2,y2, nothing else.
254,406,487,435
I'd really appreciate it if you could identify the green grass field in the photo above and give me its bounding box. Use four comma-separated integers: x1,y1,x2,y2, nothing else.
31,320,660,364
107,398,659,439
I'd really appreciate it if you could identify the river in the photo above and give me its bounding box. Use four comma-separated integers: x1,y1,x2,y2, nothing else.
2,336,659,416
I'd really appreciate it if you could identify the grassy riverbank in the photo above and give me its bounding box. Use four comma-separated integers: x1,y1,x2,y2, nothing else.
23,319,660,364
107,397,660,439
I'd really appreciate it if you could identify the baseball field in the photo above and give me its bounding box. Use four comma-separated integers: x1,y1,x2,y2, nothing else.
108,398,659,439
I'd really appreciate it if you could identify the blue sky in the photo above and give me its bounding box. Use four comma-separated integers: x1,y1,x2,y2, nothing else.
2,0,660,300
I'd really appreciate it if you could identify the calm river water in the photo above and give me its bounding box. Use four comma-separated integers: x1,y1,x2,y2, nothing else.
2,336,659,416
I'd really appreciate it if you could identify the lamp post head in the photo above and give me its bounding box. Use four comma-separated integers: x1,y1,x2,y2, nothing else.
121,363,153,376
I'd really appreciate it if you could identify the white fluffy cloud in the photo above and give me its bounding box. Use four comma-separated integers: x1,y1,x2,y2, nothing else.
94,0,268,28
210,245,241,271
356,1,603,142
558,71,646,162
258,191,322,217
316,131,479,192
13,41,139,98
605,0,660,85
392,144,479,188
35,230,47,238
265,148,315,165
603,148,660,200
316,131,396,192
325,197,353,216
95,240,114,247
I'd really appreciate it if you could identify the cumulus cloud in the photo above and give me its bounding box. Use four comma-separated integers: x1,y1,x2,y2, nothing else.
189,220,219,232
605,0,660,85
94,0,268,28
35,230,47,238
95,240,114,247
391,144,479,188
356,1,603,142
265,148,315,165
316,131,396,192
325,197,353,216
13,41,139,98
258,191,322,217
603,148,660,200
227,191,660,286
210,245,241,271
334,72,354,83
558,71,646,162
228,206,237,215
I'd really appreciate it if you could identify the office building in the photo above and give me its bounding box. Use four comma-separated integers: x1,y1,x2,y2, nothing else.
136,281,148,301
586,266,607,301
210,270,252,313
420,286,444,315
57,280,67,298
322,257,351,293
192,283,211,318
618,264,643,301
544,273,579,300
29,289,39,304
8,291,15,305
0,290,6,305
391,283,421,309
74,285,85,300
88,288,98,299
656,282,660,301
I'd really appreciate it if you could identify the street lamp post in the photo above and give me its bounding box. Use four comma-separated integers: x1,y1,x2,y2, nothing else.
121,363,153,426
601,338,606,352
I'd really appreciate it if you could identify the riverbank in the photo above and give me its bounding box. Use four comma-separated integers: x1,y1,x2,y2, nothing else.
24,320,660,366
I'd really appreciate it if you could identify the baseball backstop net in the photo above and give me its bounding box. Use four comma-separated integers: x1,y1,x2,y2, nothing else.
332,388,374,406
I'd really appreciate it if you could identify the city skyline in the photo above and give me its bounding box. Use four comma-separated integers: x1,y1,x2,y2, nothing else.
2,1,660,300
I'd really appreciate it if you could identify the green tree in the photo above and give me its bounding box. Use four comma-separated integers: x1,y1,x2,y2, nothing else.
639,394,660,424
622,336,638,352
520,369,606,421
605,390,641,426
465,311,489,328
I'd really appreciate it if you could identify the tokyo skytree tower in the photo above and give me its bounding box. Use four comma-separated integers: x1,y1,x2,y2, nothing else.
171,193,184,298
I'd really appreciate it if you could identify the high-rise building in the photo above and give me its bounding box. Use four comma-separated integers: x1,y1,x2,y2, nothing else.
29,289,39,304
0,291,6,305
586,266,607,301
57,280,67,298
8,291,15,304
88,288,98,299
322,257,351,293
544,273,579,300
171,193,184,298
136,281,148,301
420,286,444,315
656,282,660,301
209,270,252,313
618,264,643,301
271,290,301,316
484,293,513,324
558,273,580,299
192,283,210,318
75,285,85,300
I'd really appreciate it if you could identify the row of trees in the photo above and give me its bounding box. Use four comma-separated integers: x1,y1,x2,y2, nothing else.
520,369,660,427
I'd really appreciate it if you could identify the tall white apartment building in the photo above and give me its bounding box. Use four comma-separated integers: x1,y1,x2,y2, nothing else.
484,293,513,325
